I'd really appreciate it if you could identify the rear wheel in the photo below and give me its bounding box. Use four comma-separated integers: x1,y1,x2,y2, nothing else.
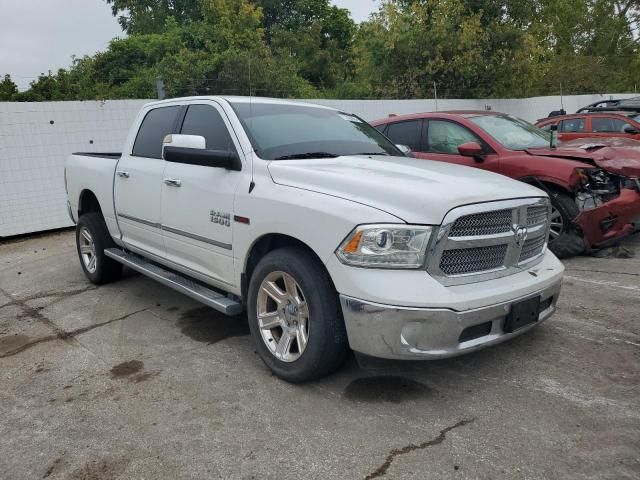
247,247,349,382
76,213,122,285
548,193,585,258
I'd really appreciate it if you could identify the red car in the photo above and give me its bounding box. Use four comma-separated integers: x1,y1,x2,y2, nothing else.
536,112,640,142
371,111,640,258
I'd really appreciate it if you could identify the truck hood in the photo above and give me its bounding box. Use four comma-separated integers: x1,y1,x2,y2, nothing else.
267,155,545,224
528,146,640,178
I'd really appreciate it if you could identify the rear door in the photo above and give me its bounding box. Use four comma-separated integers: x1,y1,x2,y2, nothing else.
114,105,180,259
160,101,244,287
557,117,586,141
383,120,423,154
419,119,501,173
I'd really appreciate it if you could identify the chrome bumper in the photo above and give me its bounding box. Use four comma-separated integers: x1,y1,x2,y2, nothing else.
339,280,562,360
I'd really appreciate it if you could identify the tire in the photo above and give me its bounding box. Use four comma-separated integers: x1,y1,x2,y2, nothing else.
247,247,349,383
547,192,585,258
76,212,123,285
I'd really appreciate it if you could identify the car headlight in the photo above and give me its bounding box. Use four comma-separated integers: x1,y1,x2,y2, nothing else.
336,224,433,269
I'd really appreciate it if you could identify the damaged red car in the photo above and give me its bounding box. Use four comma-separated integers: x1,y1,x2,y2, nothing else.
371,111,640,258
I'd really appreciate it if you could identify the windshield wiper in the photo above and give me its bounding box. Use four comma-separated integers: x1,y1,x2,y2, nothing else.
353,152,389,156
274,152,340,160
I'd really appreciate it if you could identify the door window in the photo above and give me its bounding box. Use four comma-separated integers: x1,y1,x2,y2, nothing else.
385,120,422,151
591,117,632,133
426,120,479,154
132,106,180,159
180,104,237,152
558,118,585,133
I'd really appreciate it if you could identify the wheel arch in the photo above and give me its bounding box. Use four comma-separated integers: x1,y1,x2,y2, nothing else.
241,233,331,302
78,189,103,218
519,176,573,196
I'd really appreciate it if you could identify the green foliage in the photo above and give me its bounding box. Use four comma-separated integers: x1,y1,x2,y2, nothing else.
7,0,640,101
0,75,19,100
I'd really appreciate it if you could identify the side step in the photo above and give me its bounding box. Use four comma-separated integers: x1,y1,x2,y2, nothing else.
104,248,243,316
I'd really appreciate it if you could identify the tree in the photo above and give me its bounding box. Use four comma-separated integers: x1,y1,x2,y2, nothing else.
105,0,202,34
0,74,18,100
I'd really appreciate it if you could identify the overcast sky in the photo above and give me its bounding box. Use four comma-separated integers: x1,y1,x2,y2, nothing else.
0,0,379,91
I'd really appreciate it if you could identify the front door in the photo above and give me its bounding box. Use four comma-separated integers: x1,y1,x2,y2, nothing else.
161,102,244,287
114,105,181,259
589,116,640,140
417,119,501,173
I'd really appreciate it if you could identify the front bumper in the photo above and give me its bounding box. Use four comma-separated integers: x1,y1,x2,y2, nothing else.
340,280,562,360
575,188,640,248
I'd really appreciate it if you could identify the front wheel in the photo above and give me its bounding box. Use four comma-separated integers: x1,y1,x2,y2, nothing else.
247,247,349,382
548,193,585,258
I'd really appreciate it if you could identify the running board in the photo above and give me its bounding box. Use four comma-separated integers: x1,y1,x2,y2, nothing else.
104,248,243,316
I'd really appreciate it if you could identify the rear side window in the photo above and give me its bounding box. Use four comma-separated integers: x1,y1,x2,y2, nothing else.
180,105,236,152
132,106,180,159
592,117,631,133
559,118,585,132
385,120,422,151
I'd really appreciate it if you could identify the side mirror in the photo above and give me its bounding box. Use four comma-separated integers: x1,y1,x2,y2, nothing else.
395,144,413,157
458,141,484,160
163,135,241,171
549,124,558,148
163,134,206,151
624,126,639,134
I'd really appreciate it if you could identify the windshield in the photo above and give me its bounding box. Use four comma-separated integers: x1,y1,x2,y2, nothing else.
469,114,551,150
230,102,402,160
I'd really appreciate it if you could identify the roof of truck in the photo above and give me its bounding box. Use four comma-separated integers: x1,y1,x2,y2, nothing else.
143,96,337,111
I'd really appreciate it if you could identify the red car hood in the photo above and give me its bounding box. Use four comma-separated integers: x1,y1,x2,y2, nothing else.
527,145,640,178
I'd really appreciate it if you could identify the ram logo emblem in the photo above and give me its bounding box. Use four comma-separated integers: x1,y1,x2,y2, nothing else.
514,226,528,247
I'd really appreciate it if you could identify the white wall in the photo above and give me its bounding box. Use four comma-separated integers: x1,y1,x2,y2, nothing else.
307,93,637,122
0,100,147,237
0,93,635,236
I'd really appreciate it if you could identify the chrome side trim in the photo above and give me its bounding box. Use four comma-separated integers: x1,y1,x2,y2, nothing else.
116,213,232,250
117,213,160,229
162,225,232,250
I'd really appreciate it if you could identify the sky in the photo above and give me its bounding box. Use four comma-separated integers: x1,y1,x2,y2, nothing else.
0,0,380,91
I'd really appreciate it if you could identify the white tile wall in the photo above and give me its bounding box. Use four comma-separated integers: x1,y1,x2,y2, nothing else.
0,100,148,237
0,94,633,237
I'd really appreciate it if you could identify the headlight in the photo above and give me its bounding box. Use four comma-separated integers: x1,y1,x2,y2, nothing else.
336,224,433,269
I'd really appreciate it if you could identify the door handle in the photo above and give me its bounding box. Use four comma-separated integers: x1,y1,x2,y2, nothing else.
116,170,130,178
164,178,182,187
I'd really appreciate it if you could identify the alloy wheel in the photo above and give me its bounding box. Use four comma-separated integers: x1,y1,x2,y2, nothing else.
549,206,564,243
256,271,310,362
79,226,97,273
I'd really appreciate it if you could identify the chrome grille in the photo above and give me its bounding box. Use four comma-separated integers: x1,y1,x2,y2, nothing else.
449,209,513,237
427,198,550,286
440,244,508,275
519,235,546,263
527,206,549,227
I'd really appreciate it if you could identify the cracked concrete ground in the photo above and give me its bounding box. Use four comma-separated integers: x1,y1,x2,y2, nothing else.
0,230,638,479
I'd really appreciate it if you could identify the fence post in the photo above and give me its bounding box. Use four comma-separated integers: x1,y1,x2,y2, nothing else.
156,79,166,100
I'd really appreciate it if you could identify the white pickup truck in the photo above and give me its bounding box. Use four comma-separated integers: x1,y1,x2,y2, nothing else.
65,96,564,382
